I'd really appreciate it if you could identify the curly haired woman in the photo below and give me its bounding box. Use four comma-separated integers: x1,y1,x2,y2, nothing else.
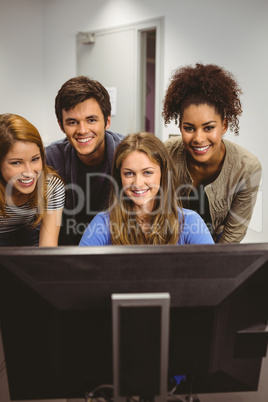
163,63,261,243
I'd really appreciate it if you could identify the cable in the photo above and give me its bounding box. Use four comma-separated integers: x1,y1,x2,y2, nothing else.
85,384,114,402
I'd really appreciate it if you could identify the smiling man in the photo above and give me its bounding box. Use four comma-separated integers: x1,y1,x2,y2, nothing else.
46,76,124,245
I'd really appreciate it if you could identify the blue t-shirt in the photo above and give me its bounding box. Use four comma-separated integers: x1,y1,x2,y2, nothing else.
79,208,214,246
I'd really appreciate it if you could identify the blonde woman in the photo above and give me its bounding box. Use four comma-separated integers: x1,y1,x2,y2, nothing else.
79,132,213,246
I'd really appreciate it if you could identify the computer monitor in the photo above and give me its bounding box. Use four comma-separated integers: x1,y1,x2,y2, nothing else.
0,243,267,401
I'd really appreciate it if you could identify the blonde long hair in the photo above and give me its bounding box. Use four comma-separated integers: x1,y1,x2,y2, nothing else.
109,132,183,245
0,113,59,227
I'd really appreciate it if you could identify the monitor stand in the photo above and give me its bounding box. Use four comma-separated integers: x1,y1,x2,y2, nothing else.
85,292,199,402
112,293,170,402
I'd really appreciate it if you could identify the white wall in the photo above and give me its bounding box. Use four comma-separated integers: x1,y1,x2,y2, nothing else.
0,0,267,245
0,0,45,134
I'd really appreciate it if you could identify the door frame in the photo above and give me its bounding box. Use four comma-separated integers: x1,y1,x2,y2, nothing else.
76,17,164,139
137,18,164,139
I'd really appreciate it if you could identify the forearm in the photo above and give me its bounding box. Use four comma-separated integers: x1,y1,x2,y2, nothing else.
39,209,63,247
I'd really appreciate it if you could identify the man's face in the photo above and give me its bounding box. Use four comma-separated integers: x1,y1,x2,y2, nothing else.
60,98,111,166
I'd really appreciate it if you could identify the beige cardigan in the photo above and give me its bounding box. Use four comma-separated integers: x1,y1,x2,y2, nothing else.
164,136,262,243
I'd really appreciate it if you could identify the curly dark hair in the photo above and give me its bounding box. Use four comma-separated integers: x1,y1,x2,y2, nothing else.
55,75,111,128
162,63,243,135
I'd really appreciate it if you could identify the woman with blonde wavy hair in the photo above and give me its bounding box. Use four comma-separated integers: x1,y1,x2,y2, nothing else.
0,113,65,246
79,132,213,246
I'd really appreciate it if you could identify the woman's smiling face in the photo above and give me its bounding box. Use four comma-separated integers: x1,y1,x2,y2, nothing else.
120,150,161,214
1,141,42,199
180,103,228,165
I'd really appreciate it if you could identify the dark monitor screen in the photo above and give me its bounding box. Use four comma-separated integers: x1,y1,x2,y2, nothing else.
0,243,268,400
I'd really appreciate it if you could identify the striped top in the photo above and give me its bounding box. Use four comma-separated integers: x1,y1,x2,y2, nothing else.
0,175,65,233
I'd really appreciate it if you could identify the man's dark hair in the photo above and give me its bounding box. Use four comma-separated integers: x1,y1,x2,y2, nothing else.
55,76,111,128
